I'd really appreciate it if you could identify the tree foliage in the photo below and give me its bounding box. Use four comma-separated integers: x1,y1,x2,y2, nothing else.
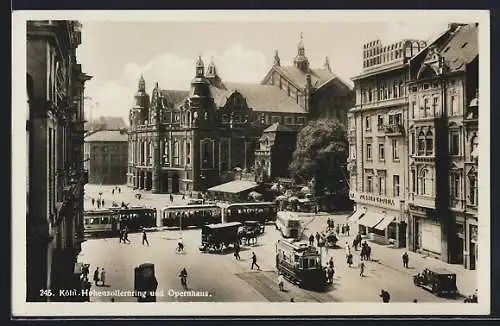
289,118,348,193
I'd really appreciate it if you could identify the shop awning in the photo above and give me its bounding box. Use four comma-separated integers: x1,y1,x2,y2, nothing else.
373,216,396,230
207,180,258,194
357,211,385,228
348,208,366,222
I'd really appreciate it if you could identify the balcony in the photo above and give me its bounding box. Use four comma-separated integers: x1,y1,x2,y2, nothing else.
354,97,407,111
384,124,405,136
408,193,435,209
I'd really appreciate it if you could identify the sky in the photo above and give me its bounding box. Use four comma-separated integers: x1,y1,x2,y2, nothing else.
76,18,453,125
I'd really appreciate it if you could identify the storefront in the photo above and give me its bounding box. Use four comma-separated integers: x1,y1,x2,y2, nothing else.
465,215,478,270
350,192,406,247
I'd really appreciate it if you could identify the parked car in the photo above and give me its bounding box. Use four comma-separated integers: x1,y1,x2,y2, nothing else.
413,267,457,297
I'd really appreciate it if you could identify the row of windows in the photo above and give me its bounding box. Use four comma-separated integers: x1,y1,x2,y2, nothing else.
365,171,400,197
365,113,402,131
159,110,307,127
361,81,405,103
91,145,127,153
409,130,477,158
408,168,478,207
363,140,400,162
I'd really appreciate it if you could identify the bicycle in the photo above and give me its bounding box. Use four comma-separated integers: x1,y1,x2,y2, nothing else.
175,243,185,254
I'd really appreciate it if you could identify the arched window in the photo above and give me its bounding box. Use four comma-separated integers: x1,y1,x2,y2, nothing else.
418,168,433,196
468,169,478,206
417,131,425,156
471,135,479,159
425,131,434,156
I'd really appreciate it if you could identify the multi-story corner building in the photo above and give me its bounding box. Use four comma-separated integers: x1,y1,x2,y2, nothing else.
27,20,92,301
407,23,478,268
84,130,128,184
127,36,355,193
254,122,298,182
348,38,427,248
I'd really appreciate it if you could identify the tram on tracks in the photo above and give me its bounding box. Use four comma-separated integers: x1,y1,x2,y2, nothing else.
160,204,222,227
275,239,327,290
224,202,278,224
84,206,156,237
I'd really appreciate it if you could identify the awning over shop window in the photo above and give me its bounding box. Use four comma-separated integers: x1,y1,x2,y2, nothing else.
357,211,385,228
373,216,396,230
348,208,366,222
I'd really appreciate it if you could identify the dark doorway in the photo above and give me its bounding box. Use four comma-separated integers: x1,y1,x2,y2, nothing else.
398,222,407,248
469,242,476,270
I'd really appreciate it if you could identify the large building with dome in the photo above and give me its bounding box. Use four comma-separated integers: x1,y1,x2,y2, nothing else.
126,36,355,193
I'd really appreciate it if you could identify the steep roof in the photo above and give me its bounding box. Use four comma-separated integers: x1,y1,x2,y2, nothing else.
86,116,127,130
209,85,233,107
224,82,305,113
440,23,478,72
84,130,128,142
159,89,190,107
263,122,293,133
277,66,353,91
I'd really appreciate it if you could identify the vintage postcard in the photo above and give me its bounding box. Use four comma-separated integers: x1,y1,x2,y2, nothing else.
12,10,490,317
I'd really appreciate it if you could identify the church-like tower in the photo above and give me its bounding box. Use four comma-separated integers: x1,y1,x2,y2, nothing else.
294,33,310,72
133,74,150,125
188,56,215,129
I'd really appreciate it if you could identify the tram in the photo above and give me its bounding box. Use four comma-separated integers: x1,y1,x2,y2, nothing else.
160,204,222,227
275,211,302,238
83,209,118,237
110,206,157,232
225,202,278,224
275,239,327,290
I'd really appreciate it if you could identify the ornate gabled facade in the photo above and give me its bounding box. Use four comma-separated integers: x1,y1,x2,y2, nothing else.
407,23,478,268
127,36,355,193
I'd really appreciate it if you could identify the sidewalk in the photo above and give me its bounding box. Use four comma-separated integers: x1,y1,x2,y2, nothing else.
303,211,477,297
365,240,476,297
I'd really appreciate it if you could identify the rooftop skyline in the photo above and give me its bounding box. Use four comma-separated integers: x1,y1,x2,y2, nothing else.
76,18,460,124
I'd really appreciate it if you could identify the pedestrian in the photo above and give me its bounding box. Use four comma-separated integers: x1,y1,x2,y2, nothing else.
124,227,131,244
347,253,353,267
111,297,115,302
251,252,261,270
380,289,391,303
97,200,101,209
118,187,121,194
345,224,350,236
402,252,409,268
234,242,241,260
360,244,367,261
327,267,335,284
315,232,321,247
278,273,285,291
330,219,334,230
142,229,149,246
314,205,318,214
118,229,123,243
327,218,331,229
366,244,372,261
359,261,366,277
93,267,100,286
182,194,186,200
102,199,105,207
290,297,295,302
91,198,95,206
309,234,314,246
341,224,345,236
100,268,106,286
112,189,115,195
335,224,340,235
344,242,351,257
170,194,174,203
328,257,334,269
413,299,418,303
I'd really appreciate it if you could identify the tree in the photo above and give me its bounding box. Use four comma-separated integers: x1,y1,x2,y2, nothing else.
289,118,349,199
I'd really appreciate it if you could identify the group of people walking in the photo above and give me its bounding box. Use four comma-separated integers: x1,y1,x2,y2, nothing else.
91,197,105,209
93,266,107,286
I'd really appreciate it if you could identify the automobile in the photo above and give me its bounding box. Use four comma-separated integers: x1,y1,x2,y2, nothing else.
134,263,158,302
413,267,457,297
